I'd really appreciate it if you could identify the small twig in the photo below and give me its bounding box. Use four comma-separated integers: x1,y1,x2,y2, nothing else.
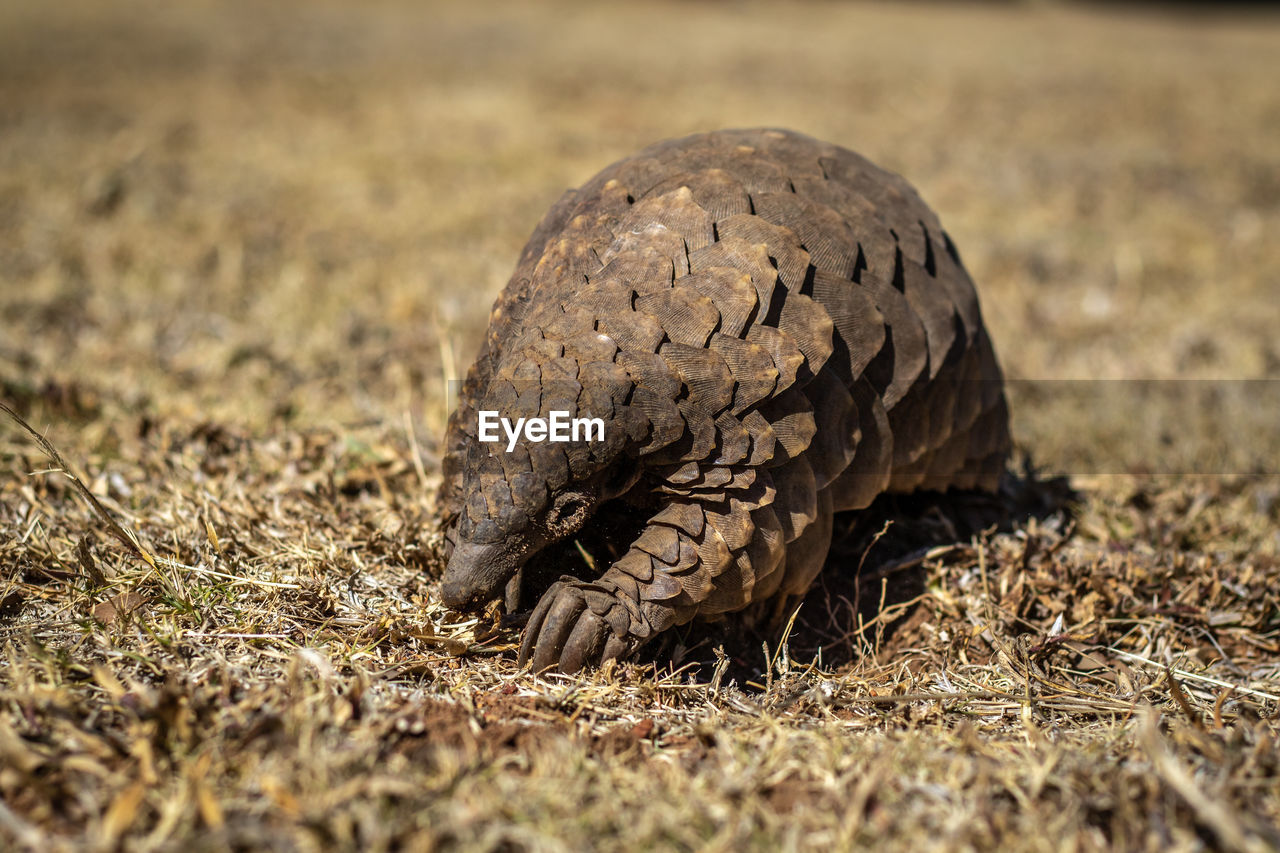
855,544,959,584
573,539,596,573
182,632,294,640
1165,664,1206,731
977,537,995,626
769,603,804,674
819,592,931,658
402,409,430,496
1110,649,1279,702
855,519,894,577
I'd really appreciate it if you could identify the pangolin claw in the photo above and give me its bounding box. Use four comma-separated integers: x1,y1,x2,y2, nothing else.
519,577,632,674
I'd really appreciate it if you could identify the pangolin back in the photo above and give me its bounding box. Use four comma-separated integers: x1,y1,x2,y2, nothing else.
439,128,1010,672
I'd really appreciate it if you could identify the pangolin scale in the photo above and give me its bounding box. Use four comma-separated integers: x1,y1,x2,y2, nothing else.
438,128,1010,673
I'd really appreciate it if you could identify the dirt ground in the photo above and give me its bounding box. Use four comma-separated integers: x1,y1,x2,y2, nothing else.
2,1,1279,850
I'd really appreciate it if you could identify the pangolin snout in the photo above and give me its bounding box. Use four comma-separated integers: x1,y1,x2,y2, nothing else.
439,539,524,609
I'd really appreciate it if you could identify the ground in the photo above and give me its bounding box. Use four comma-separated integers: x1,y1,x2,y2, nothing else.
1,1,1279,850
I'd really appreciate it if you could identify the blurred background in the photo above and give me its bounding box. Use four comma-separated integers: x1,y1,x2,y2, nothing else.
1,0,1277,477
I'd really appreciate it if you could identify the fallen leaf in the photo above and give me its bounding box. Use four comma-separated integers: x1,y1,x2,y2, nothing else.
92,591,148,624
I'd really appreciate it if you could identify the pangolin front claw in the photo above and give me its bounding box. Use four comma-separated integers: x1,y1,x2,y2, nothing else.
558,609,610,674
518,577,574,670
518,578,637,674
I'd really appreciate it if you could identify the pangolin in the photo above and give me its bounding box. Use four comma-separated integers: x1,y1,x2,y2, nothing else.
437,128,1010,673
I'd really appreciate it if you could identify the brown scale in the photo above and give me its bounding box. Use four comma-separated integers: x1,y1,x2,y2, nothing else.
635,289,720,348
647,168,753,221
438,129,1011,673
741,410,779,467
709,334,778,415
682,268,759,339
751,192,862,280
713,215,811,307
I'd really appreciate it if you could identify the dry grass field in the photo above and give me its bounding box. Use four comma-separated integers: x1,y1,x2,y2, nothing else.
2,1,1279,850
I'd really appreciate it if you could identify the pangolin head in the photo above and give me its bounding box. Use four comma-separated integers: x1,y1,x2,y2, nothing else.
439,351,639,610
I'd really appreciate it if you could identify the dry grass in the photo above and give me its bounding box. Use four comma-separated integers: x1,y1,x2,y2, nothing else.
2,1,1279,850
